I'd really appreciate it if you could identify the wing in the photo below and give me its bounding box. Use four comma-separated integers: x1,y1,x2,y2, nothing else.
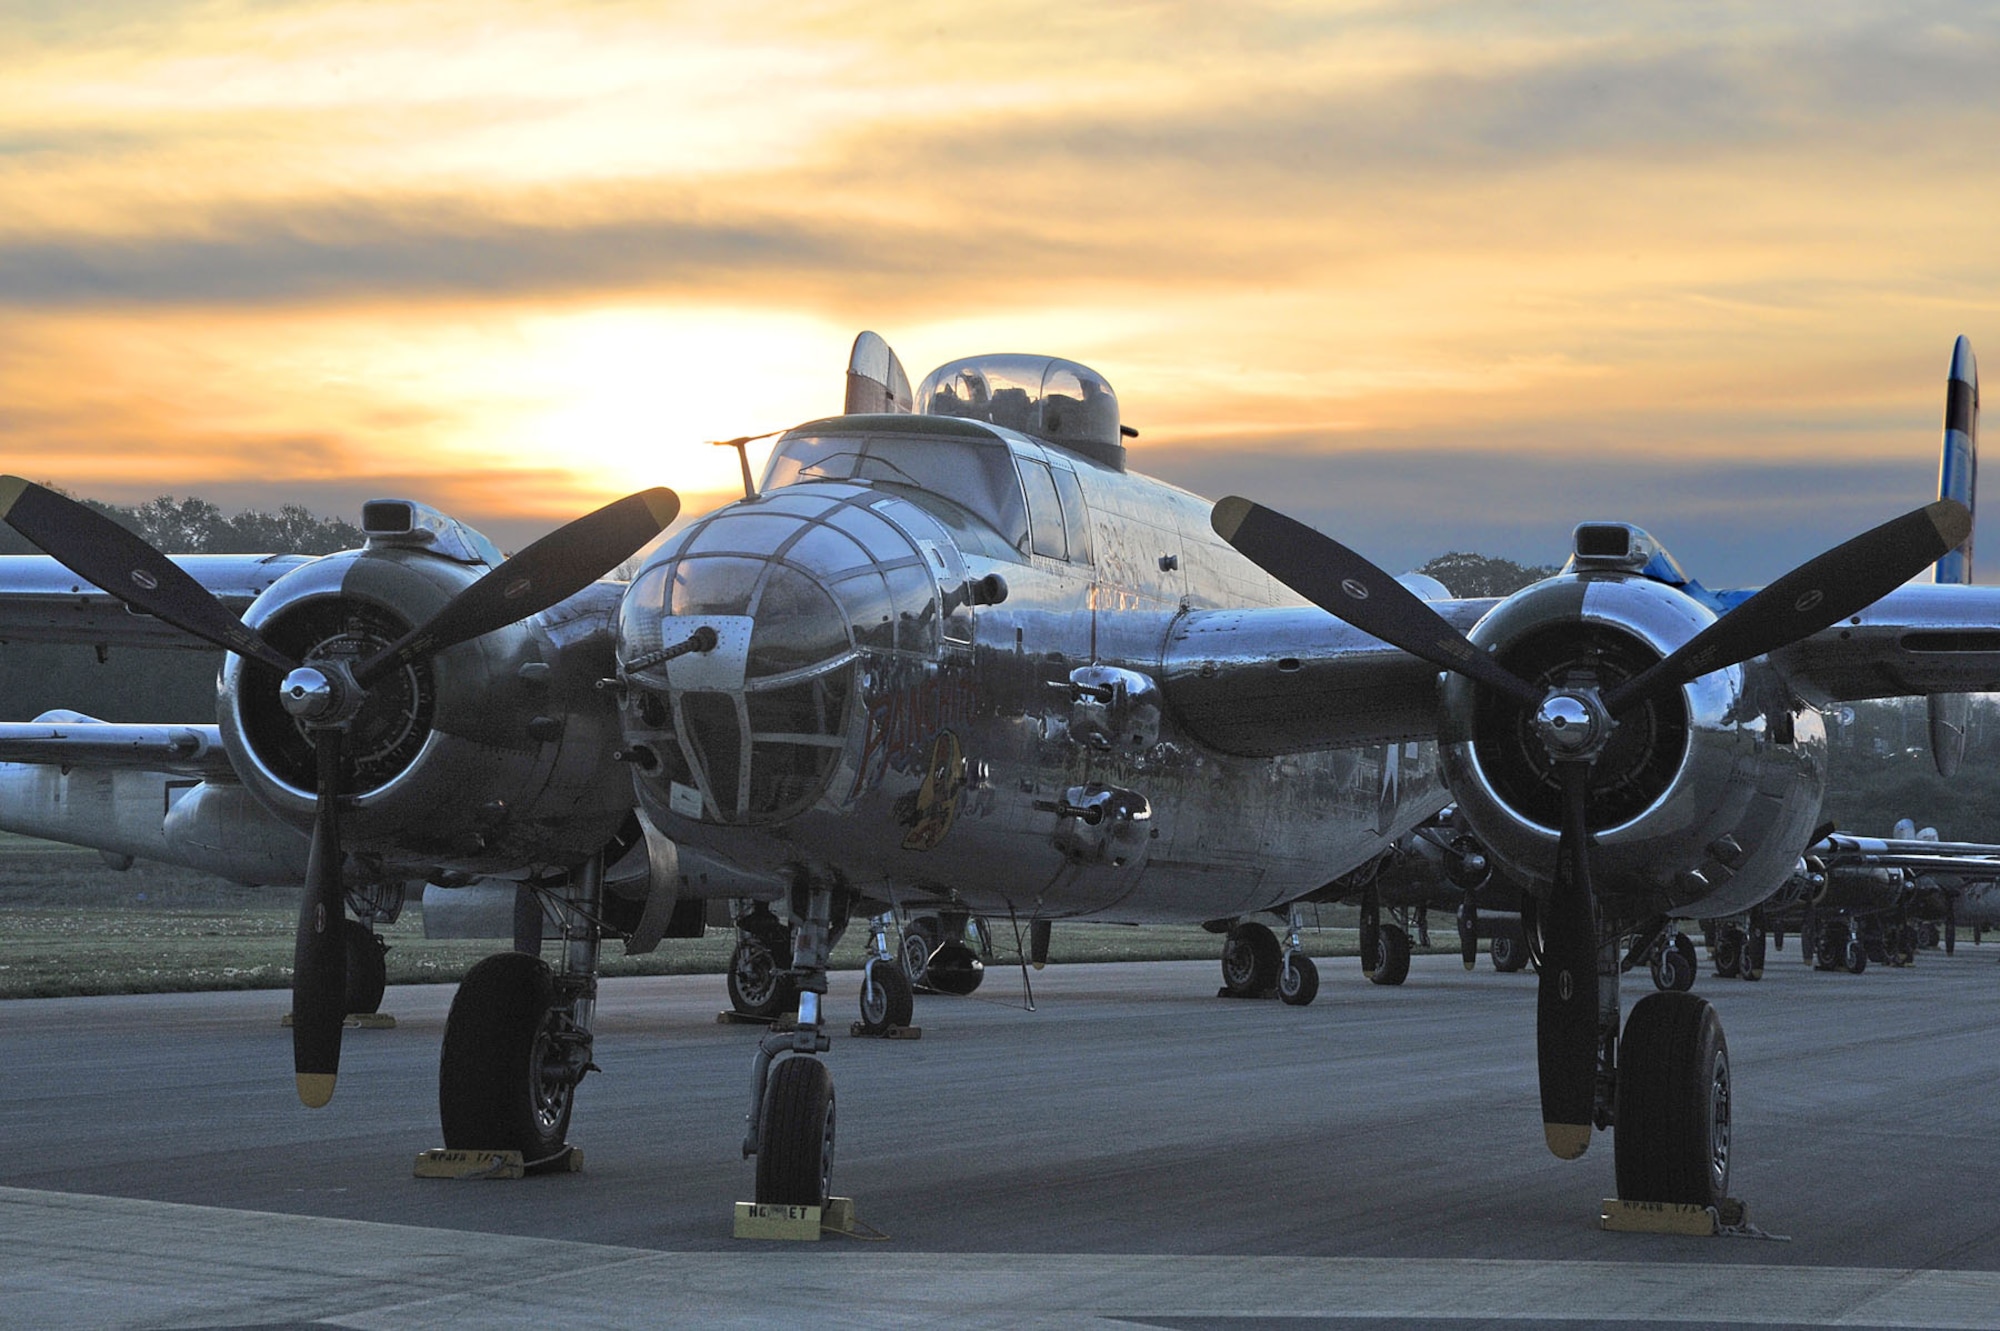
0,553,313,649
0,711,236,779
1162,599,1498,756
1814,831,2000,877
1770,582,2000,703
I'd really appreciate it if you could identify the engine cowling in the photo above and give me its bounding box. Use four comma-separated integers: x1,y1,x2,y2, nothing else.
217,544,631,875
1439,573,1828,921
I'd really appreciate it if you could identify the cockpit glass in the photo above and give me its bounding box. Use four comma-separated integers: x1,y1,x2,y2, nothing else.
763,432,1028,553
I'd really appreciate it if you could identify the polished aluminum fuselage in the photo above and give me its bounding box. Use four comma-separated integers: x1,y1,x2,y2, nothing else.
626,420,1446,925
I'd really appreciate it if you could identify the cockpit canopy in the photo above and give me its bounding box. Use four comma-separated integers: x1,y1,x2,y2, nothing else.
915,354,1125,471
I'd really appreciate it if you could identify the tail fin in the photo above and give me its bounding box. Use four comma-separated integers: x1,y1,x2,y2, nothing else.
1930,336,1978,776
1935,334,1977,582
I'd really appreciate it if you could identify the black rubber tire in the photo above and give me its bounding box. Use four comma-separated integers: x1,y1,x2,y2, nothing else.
1844,939,1868,974
1712,927,1742,979
439,952,571,1159
900,916,940,988
340,918,388,1015
1490,925,1529,973
1614,991,1731,1207
755,1057,835,1208
1741,926,1766,982
1651,939,1697,993
1673,932,1698,976
1278,953,1319,1006
727,936,796,1019
857,959,915,1034
1369,923,1412,987
1221,921,1282,996
1815,923,1843,970
926,941,985,995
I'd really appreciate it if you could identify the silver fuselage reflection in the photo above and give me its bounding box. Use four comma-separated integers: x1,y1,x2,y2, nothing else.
615,414,1446,924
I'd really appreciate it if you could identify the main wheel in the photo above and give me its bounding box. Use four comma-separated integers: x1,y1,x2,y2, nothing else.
857,959,914,1034
926,941,985,995
728,935,797,1019
900,916,940,988
340,918,388,1015
1712,926,1743,979
1614,992,1730,1207
1490,924,1529,973
755,1057,835,1208
1741,926,1766,982
1278,953,1319,1006
440,952,574,1159
1369,923,1412,986
1814,923,1843,970
1221,921,1282,996
1651,941,1695,993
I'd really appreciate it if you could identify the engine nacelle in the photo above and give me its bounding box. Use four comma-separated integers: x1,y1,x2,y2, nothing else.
217,541,631,876
1439,573,1828,922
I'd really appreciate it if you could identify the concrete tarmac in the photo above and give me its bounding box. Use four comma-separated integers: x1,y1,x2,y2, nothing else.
4,945,2000,1327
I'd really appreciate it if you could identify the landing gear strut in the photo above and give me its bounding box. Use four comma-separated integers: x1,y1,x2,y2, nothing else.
744,869,841,1207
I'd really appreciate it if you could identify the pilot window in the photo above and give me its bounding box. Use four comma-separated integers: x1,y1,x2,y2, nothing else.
763,433,1029,555
1020,458,1067,560
1051,466,1091,564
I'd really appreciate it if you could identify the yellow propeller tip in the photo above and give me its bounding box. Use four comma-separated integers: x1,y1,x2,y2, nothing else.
1543,1122,1591,1160
1463,959,1476,971
1211,496,1253,541
0,476,29,518
297,1073,337,1108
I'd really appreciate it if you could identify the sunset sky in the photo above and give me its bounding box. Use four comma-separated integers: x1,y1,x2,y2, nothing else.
4,1,1998,582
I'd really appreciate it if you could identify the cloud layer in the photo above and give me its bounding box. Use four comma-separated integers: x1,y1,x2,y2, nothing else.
2,1,1997,580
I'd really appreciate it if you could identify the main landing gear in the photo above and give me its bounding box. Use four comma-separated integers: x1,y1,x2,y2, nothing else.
1219,906,1320,1003
1562,911,1733,1208
439,855,605,1164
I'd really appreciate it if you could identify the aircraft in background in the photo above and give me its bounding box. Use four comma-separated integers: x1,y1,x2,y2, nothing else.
0,331,1990,1220
1782,820,2000,972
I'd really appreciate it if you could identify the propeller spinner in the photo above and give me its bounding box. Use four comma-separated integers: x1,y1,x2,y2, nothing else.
0,477,679,1106
1214,493,1969,1157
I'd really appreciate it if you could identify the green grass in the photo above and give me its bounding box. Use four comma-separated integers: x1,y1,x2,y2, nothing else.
0,833,1412,1000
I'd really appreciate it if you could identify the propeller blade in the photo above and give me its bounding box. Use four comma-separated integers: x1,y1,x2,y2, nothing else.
1457,893,1479,971
1536,760,1599,1160
0,476,298,674
1213,497,1543,708
355,487,679,688
1604,499,1970,716
292,730,348,1108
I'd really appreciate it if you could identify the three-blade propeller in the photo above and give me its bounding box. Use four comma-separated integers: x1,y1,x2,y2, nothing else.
1214,493,1969,1157
0,477,679,1107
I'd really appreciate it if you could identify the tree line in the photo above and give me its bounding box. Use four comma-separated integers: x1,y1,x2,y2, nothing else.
0,490,365,558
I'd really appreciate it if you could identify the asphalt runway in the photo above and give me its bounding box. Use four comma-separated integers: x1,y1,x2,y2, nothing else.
5,943,2000,1328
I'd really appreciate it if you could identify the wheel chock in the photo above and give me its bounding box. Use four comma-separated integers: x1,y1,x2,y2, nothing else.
848,1022,921,1039
1214,987,1277,1000
281,1012,396,1029
1599,1197,1750,1236
413,1145,584,1180
733,1196,859,1241
715,1010,772,1026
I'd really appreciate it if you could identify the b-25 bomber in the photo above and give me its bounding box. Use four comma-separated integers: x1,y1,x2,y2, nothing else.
0,331,1993,1217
